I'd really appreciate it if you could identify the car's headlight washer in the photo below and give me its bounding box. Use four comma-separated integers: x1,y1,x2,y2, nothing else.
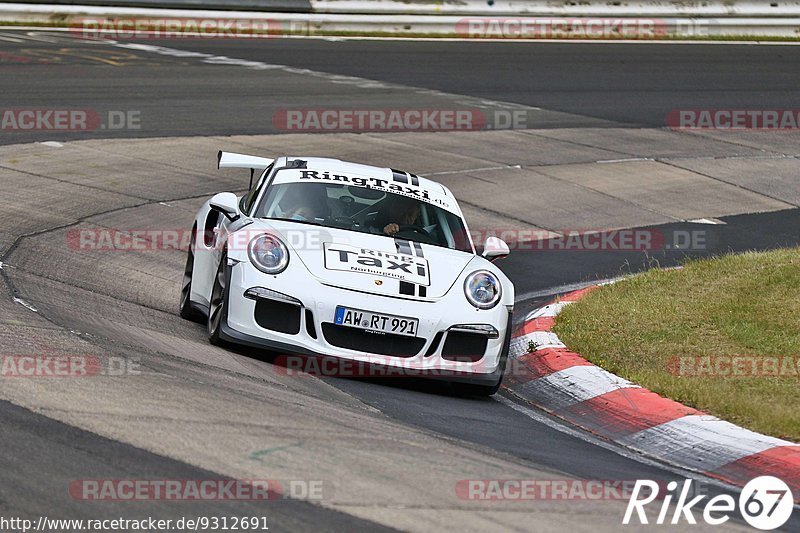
464,270,502,309
248,233,289,274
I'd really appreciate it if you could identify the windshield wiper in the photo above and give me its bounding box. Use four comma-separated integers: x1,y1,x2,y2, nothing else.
266,217,326,228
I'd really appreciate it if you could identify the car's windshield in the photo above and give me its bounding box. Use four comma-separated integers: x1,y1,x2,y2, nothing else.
254,181,472,253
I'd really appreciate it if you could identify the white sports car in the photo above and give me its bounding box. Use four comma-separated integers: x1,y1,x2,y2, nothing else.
180,152,514,395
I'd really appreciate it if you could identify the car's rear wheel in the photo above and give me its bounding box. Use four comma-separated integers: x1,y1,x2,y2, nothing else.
179,227,203,322
207,250,228,346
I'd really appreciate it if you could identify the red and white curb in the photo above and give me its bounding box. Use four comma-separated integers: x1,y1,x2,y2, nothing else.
505,286,800,502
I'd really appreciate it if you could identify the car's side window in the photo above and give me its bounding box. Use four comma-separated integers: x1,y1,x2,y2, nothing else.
241,163,274,215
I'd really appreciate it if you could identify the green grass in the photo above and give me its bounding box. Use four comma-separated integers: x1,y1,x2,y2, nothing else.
552,248,800,442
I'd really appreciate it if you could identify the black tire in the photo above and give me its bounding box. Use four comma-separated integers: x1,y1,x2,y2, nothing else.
451,381,502,397
179,227,203,322
207,250,228,346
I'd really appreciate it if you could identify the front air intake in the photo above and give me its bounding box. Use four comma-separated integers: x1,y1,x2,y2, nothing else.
254,299,301,334
321,324,425,357
441,332,487,362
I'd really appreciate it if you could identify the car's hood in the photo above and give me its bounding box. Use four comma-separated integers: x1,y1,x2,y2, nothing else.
248,220,475,299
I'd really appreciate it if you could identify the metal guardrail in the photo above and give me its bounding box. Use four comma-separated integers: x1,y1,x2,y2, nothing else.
12,0,312,13
10,0,800,17
310,0,800,17
1,2,799,37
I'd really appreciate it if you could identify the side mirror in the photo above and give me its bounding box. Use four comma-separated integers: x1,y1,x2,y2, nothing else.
209,192,240,222
482,236,510,261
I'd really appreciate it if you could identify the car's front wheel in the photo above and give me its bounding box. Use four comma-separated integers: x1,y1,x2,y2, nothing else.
451,380,502,397
207,250,228,346
179,226,203,322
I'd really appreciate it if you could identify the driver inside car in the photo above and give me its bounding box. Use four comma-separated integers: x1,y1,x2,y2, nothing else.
374,197,421,236
285,204,317,222
278,185,330,222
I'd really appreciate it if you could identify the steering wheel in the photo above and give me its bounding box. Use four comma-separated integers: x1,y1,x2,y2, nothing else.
395,224,433,239
338,196,354,212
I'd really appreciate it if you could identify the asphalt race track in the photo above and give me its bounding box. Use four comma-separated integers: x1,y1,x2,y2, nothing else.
0,30,799,531
1,33,800,142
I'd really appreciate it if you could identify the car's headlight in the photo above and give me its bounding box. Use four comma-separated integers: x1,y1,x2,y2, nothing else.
464,270,502,309
248,234,289,274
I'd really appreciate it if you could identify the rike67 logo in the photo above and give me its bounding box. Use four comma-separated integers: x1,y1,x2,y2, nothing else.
624,477,794,530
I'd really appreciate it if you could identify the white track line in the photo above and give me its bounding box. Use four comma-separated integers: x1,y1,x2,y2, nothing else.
515,277,621,305
0,32,24,42
13,297,38,313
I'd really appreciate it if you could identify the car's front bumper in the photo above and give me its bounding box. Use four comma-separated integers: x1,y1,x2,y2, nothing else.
221,262,513,384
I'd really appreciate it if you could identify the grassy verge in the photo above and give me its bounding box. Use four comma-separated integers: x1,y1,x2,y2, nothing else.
552,248,800,442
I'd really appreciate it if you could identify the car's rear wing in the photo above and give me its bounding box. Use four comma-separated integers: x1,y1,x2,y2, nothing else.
217,151,274,171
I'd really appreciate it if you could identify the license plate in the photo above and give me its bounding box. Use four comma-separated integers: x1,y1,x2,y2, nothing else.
334,306,418,337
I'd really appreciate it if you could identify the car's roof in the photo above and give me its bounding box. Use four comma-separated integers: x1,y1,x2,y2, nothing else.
280,156,453,198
